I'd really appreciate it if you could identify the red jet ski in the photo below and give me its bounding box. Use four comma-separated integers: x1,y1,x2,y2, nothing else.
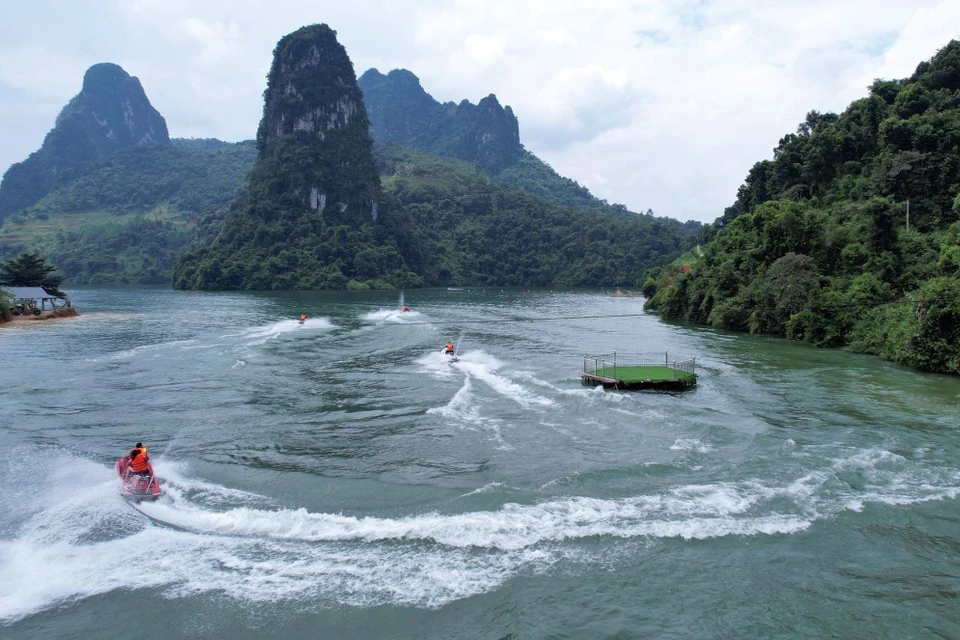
115,456,162,501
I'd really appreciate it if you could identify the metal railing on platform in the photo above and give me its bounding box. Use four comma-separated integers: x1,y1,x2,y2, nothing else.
582,351,696,380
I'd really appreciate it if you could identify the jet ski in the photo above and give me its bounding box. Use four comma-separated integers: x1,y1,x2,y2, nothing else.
116,457,162,501
442,348,460,362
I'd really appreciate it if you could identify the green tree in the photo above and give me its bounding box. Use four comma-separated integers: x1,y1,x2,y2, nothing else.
909,277,960,373
0,252,65,295
0,288,11,322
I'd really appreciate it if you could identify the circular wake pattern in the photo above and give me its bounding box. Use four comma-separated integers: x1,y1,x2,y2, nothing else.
3,289,960,637
1,443,957,625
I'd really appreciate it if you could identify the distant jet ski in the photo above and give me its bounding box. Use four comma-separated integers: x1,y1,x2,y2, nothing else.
299,313,307,325
116,456,162,501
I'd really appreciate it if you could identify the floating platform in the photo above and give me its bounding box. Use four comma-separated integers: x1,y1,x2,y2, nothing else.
581,352,697,391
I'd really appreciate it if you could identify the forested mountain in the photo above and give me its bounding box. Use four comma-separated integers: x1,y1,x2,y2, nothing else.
644,41,960,374
174,25,423,290
174,140,690,291
359,68,521,173
375,144,689,287
0,141,256,283
0,63,169,221
359,68,699,231
173,26,693,291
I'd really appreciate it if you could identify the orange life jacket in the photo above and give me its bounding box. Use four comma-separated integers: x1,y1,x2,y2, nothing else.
130,451,149,473
446,343,454,352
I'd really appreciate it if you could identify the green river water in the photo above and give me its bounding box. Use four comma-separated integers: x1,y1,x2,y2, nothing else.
1,287,958,638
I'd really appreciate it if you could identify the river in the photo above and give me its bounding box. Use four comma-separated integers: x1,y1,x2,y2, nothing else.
1,287,958,638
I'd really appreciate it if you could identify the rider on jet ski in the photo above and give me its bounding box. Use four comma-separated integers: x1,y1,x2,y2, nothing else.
127,443,151,476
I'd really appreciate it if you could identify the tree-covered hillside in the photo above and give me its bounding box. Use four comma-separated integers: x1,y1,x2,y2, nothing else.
377,145,692,287
645,41,960,375
496,149,699,233
0,142,256,283
175,143,692,290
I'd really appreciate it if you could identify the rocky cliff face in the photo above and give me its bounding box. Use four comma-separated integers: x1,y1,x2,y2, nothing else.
359,69,444,147
255,24,380,216
472,94,521,172
358,68,521,173
67,63,168,150
0,63,168,220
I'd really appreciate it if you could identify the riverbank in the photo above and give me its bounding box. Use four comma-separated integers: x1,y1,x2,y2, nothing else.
1,308,79,325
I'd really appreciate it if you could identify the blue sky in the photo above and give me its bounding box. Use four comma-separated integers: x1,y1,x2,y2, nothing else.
1,0,959,223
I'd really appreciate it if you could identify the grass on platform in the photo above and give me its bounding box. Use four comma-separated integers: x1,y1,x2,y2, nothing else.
588,365,696,384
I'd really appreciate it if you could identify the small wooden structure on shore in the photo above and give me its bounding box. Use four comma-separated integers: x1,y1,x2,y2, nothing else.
581,351,697,391
4,286,70,316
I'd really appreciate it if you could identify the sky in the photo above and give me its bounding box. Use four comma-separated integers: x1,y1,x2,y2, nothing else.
1,1,959,223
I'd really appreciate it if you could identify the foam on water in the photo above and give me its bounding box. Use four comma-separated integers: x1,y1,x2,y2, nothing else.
458,482,519,498
426,377,506,445
126,478,819,551
153,460,277,509
229,318,335,346
670,439,714,453
120,450,960,552
0,454,544,624
416,350,457,378
362,308,422,324
454,351,553,409
427,377,481,423
2,446,959,624
560,384,632,403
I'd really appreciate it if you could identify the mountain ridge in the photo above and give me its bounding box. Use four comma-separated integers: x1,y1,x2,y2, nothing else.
0,63,169,221
0,31,697,287
0,140,256,284
358,67,697,230
359,68,521,173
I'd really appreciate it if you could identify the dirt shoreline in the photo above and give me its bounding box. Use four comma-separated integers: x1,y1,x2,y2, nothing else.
1,308,80,325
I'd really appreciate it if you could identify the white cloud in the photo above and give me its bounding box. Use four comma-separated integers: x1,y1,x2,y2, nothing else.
0,46,86,97
867,0,960,82
180,18,242,64
463,33,505,66
523,64,635,148
1,0,959,223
